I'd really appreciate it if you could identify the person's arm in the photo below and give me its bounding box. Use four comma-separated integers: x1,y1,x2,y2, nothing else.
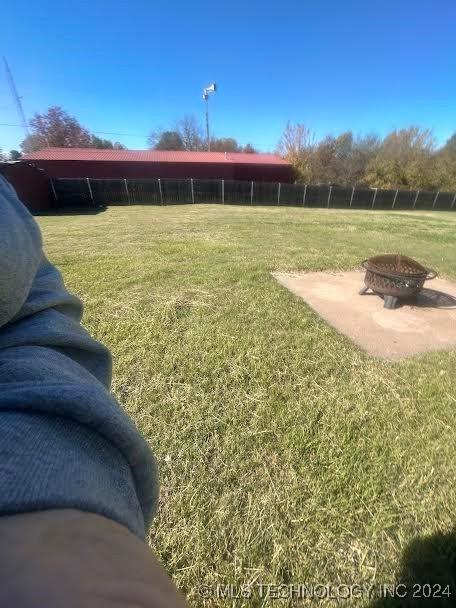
0,175,156,536
0,177,186,605
0,510,187,608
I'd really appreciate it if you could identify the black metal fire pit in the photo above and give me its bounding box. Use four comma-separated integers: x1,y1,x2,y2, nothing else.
360,254,437,309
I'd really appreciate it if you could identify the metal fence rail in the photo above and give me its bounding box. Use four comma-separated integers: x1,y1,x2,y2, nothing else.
52,177,456,212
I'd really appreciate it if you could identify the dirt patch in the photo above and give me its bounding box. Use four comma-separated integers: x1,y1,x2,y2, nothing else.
273,271,456,360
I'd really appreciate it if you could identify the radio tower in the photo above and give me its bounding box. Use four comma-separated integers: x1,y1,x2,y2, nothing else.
3,56,29,136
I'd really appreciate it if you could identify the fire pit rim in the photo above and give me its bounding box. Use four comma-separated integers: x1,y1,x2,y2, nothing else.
361,255,437,282
360,254,439,308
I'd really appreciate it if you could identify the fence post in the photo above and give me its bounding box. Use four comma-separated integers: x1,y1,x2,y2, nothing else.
452,192,456,210
50,178,58,203
413,190,420,209
221,179,225,204
123,178,130,204
432,191,439,209
86,178,94,206
190,178,195,204
371,188,378,209
302,184,307,206
158,178,163,205
250,181,254,205
349,185,355,208
327,185,332,208
277,183,281,205
392,189,399,209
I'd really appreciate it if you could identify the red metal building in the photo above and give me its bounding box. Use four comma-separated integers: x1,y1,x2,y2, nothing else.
0,162,52,211
22,148,293,182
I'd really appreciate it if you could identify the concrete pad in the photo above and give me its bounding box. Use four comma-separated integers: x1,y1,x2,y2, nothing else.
273,271,456,360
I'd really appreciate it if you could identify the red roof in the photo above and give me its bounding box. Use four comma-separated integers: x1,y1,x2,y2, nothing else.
23,148,289,166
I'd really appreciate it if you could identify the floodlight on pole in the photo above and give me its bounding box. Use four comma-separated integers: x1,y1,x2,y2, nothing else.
202,82,217,151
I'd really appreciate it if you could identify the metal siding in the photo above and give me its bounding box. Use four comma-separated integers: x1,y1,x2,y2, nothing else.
29,160,238,180
30,159,293,182
0,163,52,211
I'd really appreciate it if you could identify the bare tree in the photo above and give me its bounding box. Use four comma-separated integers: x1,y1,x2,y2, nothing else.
277,122,315,181
380,127,435,159
175,115,204,151
277,122,313,157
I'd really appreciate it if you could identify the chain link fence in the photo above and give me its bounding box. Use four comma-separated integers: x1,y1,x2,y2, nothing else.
52,178,456,212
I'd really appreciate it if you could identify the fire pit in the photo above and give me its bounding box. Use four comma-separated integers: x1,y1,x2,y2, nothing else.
359,254,437,309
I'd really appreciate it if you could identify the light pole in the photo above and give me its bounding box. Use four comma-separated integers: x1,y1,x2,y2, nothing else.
202,82,217,151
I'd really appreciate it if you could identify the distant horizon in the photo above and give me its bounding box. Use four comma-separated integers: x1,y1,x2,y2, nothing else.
1,0,455,153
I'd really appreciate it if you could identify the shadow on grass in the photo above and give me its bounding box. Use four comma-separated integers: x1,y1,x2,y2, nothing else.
370,529,456,607
33,205,107,217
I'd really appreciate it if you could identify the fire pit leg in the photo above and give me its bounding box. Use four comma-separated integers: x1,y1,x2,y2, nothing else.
359,285,369,295
383,295,399,309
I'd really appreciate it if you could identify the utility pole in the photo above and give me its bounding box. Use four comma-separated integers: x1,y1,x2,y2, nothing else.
202,83,217,151
3,56,29,137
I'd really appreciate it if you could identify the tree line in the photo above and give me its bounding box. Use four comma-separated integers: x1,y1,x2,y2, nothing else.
2,106,456,191
277,122,456,191
0,107,128,160
148,115,256,153
18,107,127,154
0,106,256,159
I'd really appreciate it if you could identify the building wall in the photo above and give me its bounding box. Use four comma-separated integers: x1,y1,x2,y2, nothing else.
0,163,52,211
233,163,293,182
24,159,293,183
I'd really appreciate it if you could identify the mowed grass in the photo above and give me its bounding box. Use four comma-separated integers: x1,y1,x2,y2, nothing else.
38,205,456,605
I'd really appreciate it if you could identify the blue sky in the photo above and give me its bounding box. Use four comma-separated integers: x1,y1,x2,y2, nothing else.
1,0,455,153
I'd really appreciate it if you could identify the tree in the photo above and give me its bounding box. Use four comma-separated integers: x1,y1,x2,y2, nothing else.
210,137,240,152
242,143,257,153
432,132,456,191
90,135,126,149
149,117,203,151
21,134,48,154
348,134,381,185
9,150,22,161
277,122,315,182
310,132,382,186
364,127,437,189
311,135,338,184
21,106,92,153
277,122,313,158
149,116,245,153
176,115,204,151
148,130,185,151
441,133,456,157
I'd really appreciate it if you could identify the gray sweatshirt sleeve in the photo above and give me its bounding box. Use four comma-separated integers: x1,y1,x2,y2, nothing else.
0,176,158,538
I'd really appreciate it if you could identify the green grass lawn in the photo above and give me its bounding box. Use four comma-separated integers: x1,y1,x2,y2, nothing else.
38,205,456,605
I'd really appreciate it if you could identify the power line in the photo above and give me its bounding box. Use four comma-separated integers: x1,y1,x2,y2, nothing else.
0,123,147,138
89,130,147,138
